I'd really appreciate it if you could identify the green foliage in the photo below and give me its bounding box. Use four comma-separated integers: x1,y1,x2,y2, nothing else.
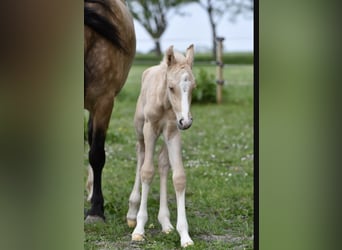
192,68,217,103
128,0,195,56
221,52,254,65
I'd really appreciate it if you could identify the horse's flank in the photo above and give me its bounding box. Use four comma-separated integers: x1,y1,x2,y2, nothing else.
84,0,136,113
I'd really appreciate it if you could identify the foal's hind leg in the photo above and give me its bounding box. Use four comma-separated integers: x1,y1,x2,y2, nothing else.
86,115,94,202
127,110,145,227
158,144,174,233
127,138,145,227
85,97,114,222
131,122,158,241
86,165,94,202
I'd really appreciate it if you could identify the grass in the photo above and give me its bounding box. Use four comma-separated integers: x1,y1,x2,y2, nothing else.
84,62,254,249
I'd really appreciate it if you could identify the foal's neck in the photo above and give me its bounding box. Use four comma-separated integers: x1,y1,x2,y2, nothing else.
162,79,171,111
161,66,171,111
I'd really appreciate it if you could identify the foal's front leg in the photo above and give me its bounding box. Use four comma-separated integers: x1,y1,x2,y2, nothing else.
132,122,157,241
166,131,194,247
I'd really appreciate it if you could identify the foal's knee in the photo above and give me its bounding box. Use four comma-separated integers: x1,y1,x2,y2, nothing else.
141,164,155,184
173,172,186,192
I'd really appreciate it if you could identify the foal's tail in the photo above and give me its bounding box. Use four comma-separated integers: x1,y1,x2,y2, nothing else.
84,0,126,52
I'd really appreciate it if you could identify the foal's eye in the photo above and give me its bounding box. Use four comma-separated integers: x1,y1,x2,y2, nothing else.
169,86,174,91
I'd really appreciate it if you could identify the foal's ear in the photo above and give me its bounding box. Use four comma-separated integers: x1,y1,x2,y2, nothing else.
185,44,194,68
166,45,175,67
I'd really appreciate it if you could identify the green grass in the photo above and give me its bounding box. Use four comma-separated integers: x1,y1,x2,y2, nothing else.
84,63,254,249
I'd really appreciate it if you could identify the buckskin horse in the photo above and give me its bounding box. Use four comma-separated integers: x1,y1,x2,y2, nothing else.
84,0,136,222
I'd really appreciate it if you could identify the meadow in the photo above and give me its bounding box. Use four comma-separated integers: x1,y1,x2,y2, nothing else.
84,60,254,249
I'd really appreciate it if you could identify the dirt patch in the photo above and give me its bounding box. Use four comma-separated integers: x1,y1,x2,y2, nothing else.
92,235,138,250
198,233,253,246
90,232,253,249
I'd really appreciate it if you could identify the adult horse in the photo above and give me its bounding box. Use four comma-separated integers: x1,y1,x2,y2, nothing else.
84,0,136,221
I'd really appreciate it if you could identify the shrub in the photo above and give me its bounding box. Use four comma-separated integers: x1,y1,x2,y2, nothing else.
192,68,217,103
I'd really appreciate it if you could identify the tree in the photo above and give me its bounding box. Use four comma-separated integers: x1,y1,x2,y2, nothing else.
128,0,193,57
196,0,254,59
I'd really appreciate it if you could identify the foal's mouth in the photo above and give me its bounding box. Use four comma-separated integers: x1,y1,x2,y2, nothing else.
177,124,192,130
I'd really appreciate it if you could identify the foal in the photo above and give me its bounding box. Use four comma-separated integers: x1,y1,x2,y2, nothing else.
127,45,196,247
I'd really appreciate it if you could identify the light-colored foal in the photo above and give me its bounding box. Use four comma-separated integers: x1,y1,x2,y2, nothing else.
126,45,196,247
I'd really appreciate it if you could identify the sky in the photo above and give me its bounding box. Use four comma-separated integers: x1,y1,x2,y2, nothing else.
133,3,254,54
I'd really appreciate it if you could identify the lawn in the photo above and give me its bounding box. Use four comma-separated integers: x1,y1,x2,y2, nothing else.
84,63,254,249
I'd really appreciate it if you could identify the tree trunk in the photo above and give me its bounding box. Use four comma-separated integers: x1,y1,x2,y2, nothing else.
207,5,217,59
210,21,217,60
154,39,162,57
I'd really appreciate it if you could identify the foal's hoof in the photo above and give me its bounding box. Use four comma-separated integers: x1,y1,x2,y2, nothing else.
132,233,144,241
127,219,137,228
182,241,194,248
162,228,174,234
84,215,105,224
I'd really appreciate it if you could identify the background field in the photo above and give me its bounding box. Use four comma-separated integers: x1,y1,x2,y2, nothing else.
133,52,254,66
84,57,254,249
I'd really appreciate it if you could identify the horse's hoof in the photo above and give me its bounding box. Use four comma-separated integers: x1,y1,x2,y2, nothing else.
127,219,136,228
132,234,144,241
84,215,105,224
182,241,194,248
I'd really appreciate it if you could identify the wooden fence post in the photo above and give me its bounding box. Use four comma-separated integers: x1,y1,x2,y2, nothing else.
216,37,225,104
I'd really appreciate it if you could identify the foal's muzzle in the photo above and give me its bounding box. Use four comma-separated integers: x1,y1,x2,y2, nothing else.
177,117,193,130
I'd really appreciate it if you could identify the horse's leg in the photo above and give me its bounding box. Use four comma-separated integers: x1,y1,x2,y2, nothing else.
158,144,174,233
85,97,113,222
165,132,194,247
127,137,145,227
132,122,157,241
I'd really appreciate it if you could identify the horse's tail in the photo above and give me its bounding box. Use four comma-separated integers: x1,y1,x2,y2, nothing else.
84,0,126,52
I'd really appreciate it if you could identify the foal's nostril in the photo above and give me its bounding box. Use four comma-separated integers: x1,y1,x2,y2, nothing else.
179,118,184,126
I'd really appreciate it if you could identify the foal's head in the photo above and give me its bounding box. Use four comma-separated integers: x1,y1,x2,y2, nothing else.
165,45,196,130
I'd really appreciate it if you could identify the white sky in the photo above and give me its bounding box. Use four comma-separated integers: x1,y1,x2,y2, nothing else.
133,3,254,53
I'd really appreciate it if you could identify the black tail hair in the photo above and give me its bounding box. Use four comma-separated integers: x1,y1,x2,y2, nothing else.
84,0,126,52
